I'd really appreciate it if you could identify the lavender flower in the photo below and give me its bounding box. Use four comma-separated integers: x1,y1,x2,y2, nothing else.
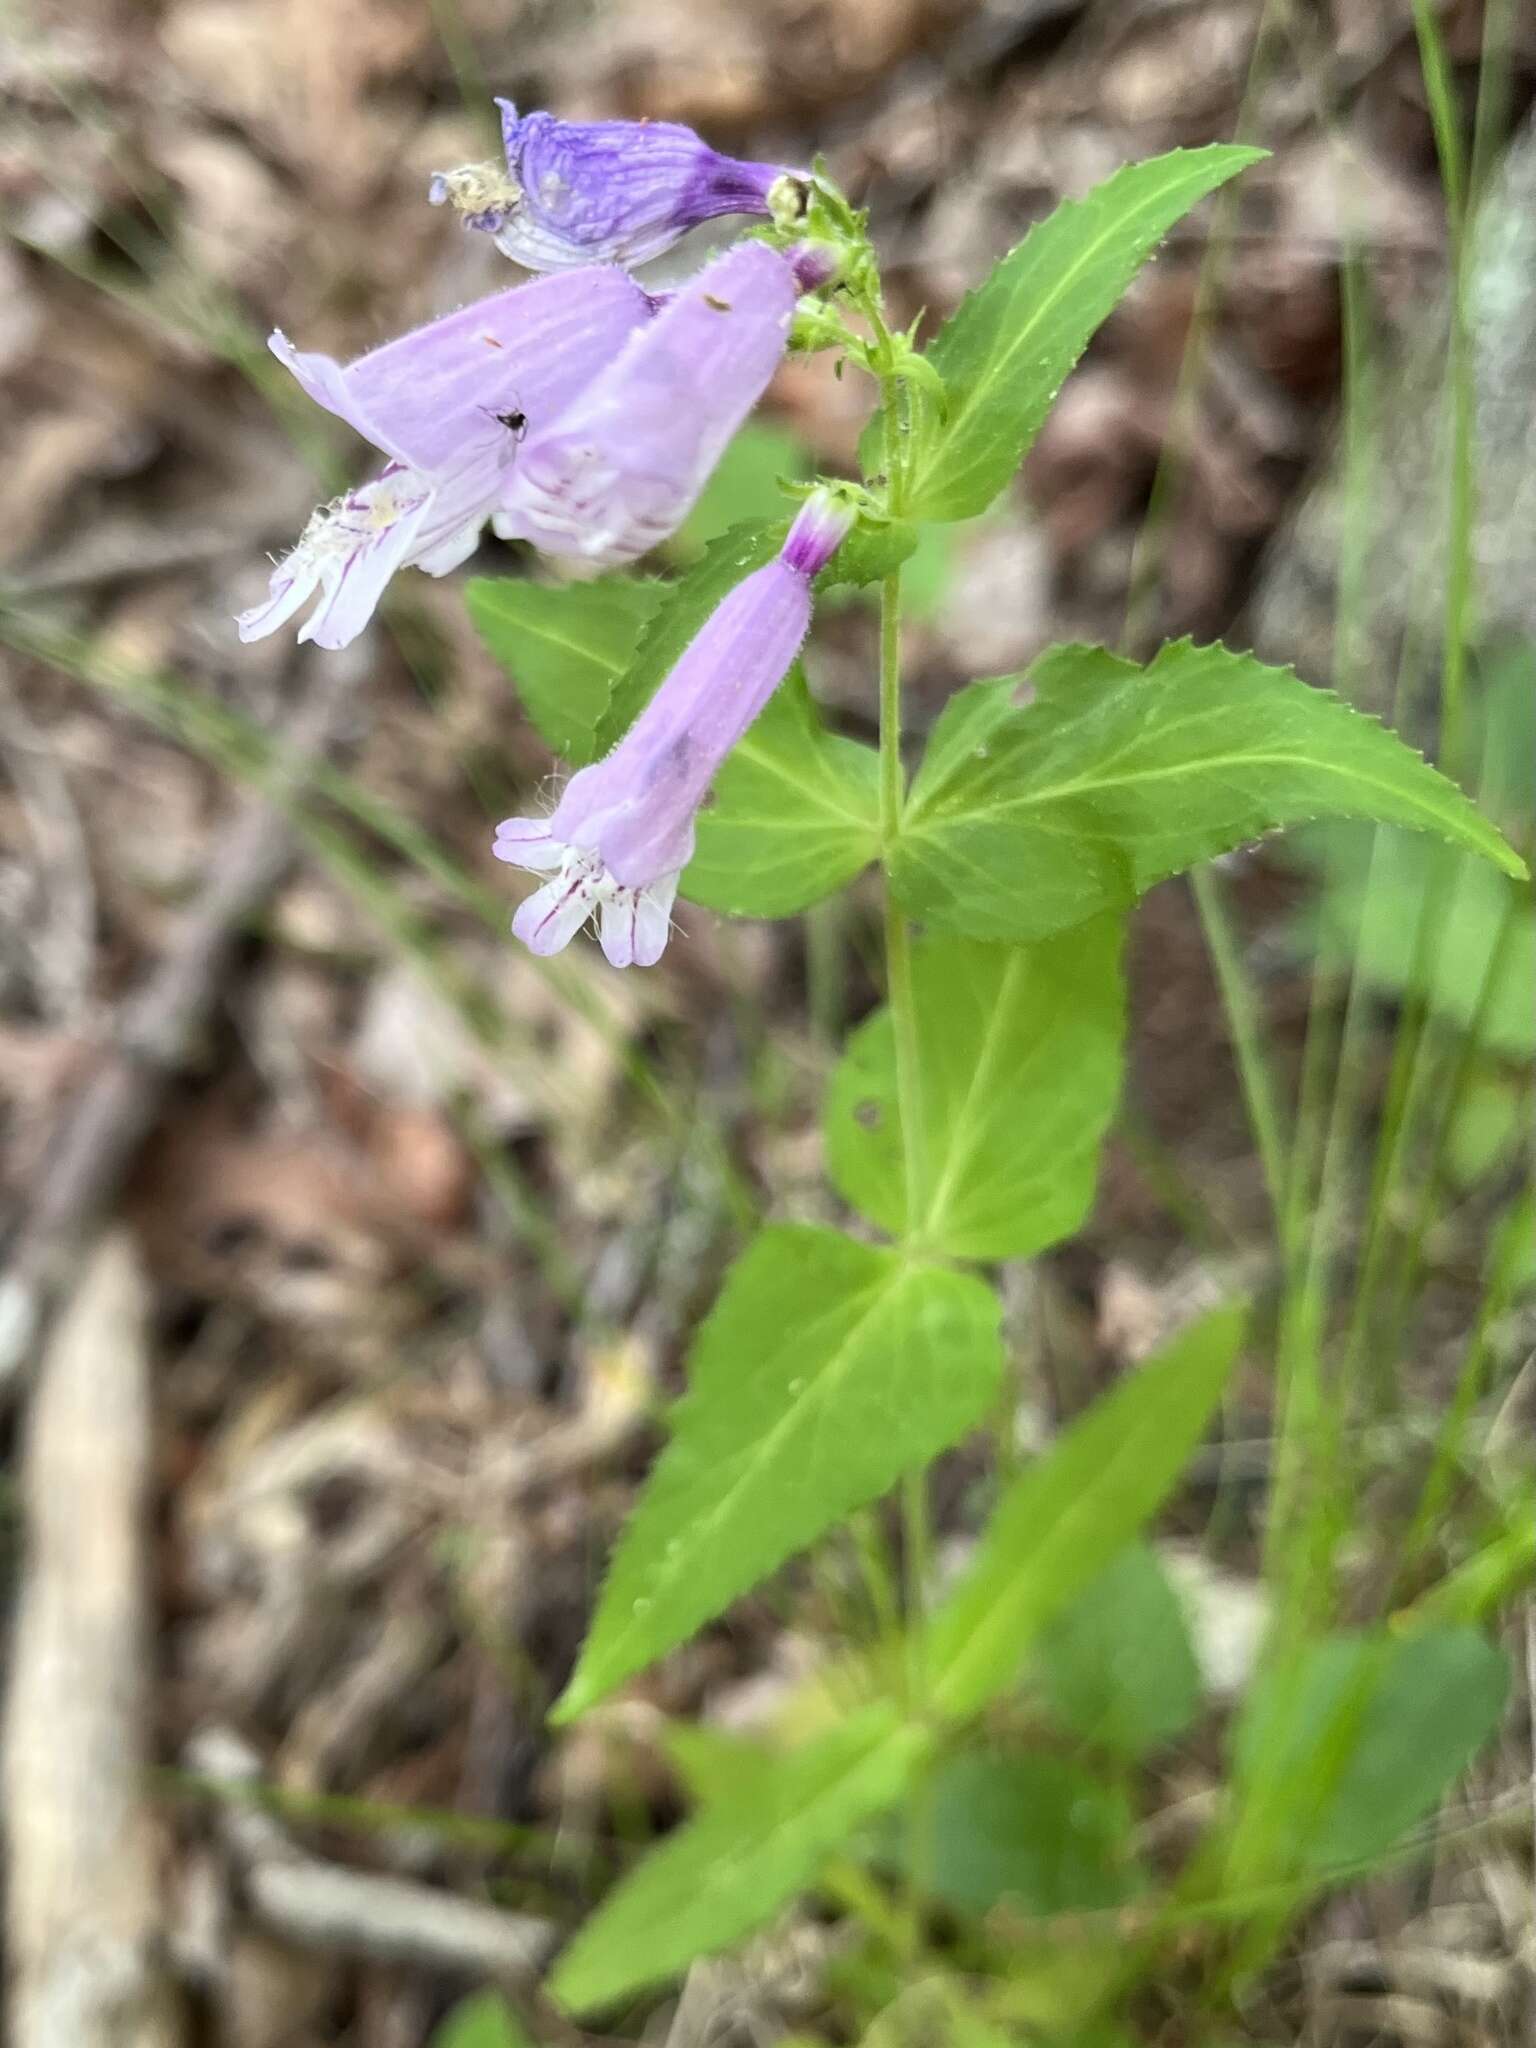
429,99,796,272
493,490,855,968
496,240,836,569
239,269,654,650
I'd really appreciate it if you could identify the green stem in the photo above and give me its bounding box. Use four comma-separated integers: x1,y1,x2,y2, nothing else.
1189,865,1291,1256
1339,0,1484,1397
869,358,935,1926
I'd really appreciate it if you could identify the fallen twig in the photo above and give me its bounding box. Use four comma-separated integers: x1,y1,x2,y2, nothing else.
2,1232,181,2048
187,1728,560,1982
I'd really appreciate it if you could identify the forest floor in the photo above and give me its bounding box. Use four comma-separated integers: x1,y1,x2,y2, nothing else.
2,1,1534,2043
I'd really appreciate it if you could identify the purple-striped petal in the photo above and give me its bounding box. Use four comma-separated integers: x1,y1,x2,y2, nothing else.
430,99,794,272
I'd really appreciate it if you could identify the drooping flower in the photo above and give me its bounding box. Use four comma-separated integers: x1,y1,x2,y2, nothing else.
493,489,855,968
495,239,838,570
429,99,797,272
239,268,655,650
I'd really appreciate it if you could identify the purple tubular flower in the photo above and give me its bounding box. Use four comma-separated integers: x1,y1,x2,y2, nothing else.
495,241,813,569
428,98,794,272
238,270,655,650
493,490,855,968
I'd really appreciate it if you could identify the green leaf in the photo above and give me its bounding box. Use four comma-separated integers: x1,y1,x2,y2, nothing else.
1444,1070,1527,1187
550,1703,927,2013
824,919,1123,1258
926,1302,1245,1720
894,642,1526,944
908,146,1266,521
596,519,786,749
862,1981,1025,2048
921,1753,1141,1916
555,1225,1003,1721
430,1990,535,2048
1228,1627,1508,1879
467,574,660,766
684,668,881,918
1035,1543,1202,1758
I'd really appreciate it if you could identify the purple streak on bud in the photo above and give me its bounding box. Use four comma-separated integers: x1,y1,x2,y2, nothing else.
781,491,856,577
493,491,853,968
428,100,792,272
788,240,841,293
496,241,802,569
240,271,655,650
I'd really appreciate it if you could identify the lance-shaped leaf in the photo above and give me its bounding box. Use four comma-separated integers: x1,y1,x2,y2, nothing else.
905,146,1265,522
825,919,1124,1258
467,573,660,765
684,668,881,917
554,1225,1002,1722
893,642,1527,945
926,1302,1245,1721
1225,1627,1508,1884
550,1703,928,2013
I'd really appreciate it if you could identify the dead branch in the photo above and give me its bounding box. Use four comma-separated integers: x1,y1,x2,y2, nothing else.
2,1231,181,2048
187,1728,561,1983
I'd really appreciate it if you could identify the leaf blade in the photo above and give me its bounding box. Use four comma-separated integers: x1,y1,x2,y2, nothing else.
910,147,1266,521
550,1704,928,2013
556,1225,1003,1722
894,641,1526,943
825,920,1125,1257
467,574,660,766
1226,1626,1509,1881
684,669,881,917
927,1302,1245,1720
